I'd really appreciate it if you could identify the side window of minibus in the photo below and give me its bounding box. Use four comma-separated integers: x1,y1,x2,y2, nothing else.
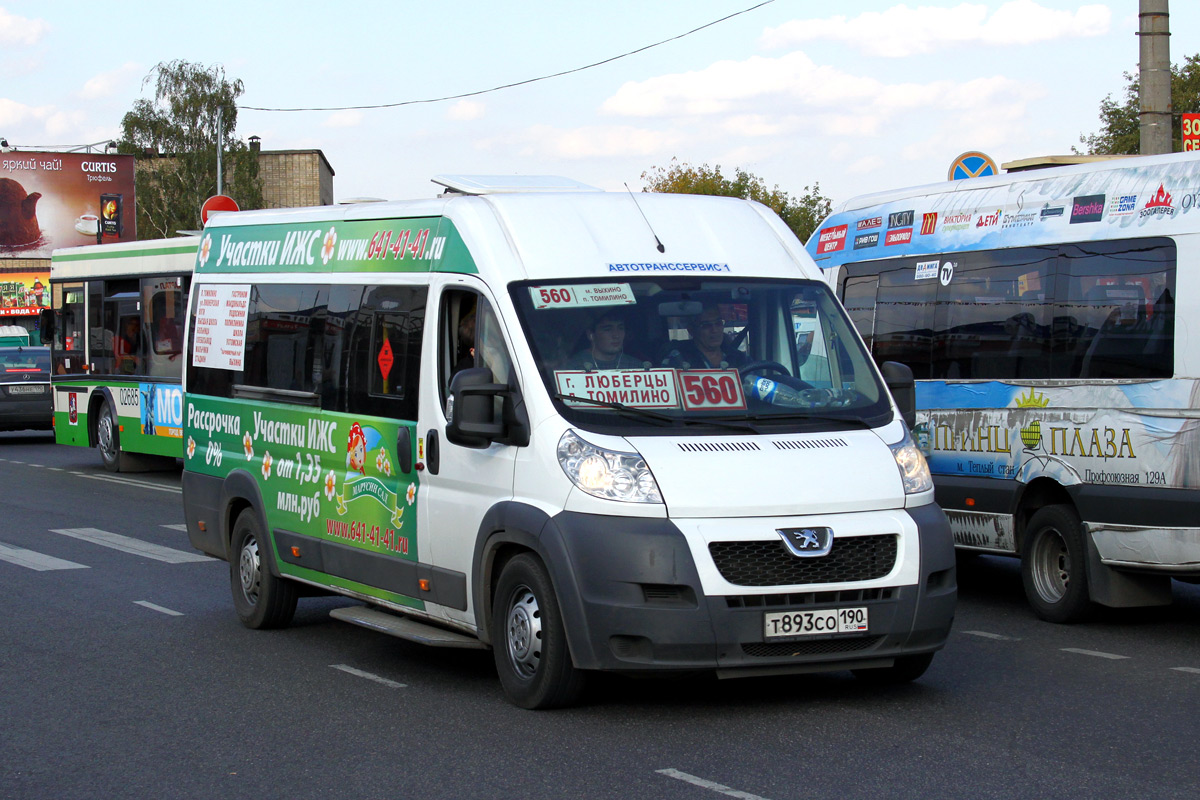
339,284,426,420
439,289,514,407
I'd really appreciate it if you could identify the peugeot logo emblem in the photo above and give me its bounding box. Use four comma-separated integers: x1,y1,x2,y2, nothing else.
778,527,833,557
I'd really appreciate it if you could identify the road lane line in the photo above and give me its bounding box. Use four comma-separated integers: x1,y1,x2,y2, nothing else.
135,601,183,616
1171,667,1200,674
49,528,210,564
0,542,89,571
70,472,182,494
962,630,1020,641
330,664,406,689
1061,648,1129,660
161,524,188,532
656,769,773,800
46,467,63,471
29,464,43,467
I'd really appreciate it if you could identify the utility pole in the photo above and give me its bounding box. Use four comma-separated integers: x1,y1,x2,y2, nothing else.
1139,0,1171,155
216,105,224,196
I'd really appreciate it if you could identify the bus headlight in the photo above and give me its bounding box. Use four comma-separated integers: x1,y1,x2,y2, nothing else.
890,429,933,494
557,430,663,504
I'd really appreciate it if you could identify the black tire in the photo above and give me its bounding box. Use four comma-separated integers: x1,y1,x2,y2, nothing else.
229,508,297,629
853,652,935,685
1020,504,1092,623
491,553,585,709
96,399,121,473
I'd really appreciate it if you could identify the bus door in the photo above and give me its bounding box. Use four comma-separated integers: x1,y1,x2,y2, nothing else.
417,280,520,628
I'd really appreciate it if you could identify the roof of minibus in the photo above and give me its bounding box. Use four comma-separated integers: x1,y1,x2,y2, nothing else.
831,151,1196,213
808,150,1200,267
199,189,818,283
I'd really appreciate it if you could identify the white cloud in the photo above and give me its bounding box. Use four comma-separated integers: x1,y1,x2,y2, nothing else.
0,6,50,45
323,110,363,128
602,51,1035,131
0,97,55,127
760,1,1111,57
78,62,142,100
447,100,485,121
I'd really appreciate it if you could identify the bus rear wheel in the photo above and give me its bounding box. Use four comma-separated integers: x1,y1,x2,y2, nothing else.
96,399,121,473
1020,504,1092,623
491,553,585,709
230,508,297,629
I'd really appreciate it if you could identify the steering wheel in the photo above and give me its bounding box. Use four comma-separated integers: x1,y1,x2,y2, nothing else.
738,360,791,379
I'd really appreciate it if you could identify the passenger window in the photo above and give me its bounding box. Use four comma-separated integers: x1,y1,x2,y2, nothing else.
440,289,515,408
341,284,426,420
241,284,328,393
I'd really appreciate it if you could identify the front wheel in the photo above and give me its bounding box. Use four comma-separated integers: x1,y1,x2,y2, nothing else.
491,553,585,709
1020,504,1091,623
96,399,121,473
229,508,297,629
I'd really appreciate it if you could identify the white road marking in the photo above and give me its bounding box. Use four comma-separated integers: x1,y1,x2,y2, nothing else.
963,630,1019,641
161,524,188,532
29,464,43,467
330,664,406,689
134,601,183,616
0,542,89,571
1061,648,1130,660
656,769,773,800
1170,667,1200,675
49,528,210,563
46,467,63,471
70,472,182,494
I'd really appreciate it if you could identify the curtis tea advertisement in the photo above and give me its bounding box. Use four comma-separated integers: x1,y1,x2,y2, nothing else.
0,152,136,258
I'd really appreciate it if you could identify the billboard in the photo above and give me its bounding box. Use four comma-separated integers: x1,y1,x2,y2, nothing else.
0,270,49,317
0,152,136,258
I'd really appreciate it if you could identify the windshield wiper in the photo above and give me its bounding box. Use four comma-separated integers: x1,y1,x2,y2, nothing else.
551,393,679,426
735,411,875,428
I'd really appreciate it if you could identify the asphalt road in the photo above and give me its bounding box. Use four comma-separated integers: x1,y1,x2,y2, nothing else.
2,431,1198,800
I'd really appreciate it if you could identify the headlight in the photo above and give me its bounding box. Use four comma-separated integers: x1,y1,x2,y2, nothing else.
889,428,933,494
557,430,663,504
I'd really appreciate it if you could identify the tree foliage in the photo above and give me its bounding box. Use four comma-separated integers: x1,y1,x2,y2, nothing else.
118,60,262,239
641,159,832,243
1078,53,1200,155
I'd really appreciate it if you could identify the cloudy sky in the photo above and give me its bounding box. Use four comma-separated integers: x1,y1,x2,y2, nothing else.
3,1,1198,211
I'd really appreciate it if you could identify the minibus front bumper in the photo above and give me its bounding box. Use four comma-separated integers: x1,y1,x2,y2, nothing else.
539,503,956,674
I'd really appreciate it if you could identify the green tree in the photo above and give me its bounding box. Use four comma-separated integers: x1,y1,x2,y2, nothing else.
1078,53,1200,155
118,60,263,239
641,159,831,243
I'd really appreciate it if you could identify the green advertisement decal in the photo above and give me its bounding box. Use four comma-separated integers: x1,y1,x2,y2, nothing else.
185,395,420,602
195,216,476,275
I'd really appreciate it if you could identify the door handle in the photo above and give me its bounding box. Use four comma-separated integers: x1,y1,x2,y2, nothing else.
426,429,440,475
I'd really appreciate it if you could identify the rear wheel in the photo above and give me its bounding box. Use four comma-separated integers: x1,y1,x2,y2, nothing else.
853,652,935,685
1020,504,1091,623
230,508,297,629
491,553,585,709
96,399,120,473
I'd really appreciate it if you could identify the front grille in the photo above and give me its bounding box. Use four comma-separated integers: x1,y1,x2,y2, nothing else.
742,635,883,658
726,587,897,609
710,535,897,587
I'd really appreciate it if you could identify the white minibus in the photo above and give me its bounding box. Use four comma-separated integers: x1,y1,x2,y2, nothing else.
181,176,956,708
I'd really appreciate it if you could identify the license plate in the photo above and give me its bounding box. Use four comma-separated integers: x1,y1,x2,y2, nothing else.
7,385,45,395
763,607,868,639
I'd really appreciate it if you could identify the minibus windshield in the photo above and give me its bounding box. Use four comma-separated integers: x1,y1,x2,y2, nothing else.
510,277,892,433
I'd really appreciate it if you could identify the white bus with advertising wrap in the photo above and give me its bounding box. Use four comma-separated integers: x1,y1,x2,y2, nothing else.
808,151,1200,623
181,176,955,708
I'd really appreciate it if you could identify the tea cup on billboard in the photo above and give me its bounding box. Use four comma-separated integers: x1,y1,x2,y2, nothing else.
75,214,99,235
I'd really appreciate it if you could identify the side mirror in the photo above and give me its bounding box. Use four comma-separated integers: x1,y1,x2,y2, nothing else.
880,361,916,429
38,308,54,344
445,367,507,448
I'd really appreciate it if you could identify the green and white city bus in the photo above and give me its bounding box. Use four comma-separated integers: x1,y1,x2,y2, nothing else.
809,151,1200,623
42,237,194,471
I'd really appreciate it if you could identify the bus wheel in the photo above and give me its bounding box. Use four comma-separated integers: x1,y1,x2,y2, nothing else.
96,400,121,473
853,652,935,685
491,553,585,709
230,508,297,629
1020,504,1091,623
